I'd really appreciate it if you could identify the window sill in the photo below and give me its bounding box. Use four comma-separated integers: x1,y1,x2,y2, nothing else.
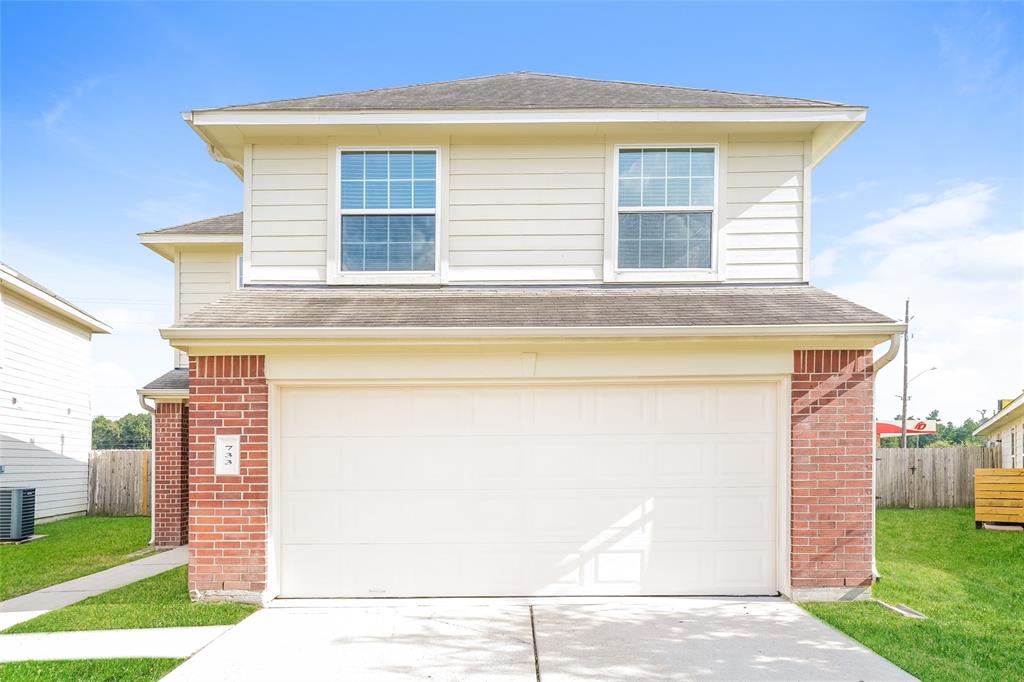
604,268,723,284
327,271,442,286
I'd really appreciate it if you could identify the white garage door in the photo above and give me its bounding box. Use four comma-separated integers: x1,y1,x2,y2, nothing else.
278,381,779,597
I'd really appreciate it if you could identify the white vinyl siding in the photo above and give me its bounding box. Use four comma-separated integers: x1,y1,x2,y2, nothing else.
0,289,93,520
722,139,805,282
431,141,605,283
241,132,809,284
248,144,329,283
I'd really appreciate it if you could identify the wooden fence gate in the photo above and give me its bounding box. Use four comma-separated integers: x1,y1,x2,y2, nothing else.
876,447,1001,508
87,449,151,516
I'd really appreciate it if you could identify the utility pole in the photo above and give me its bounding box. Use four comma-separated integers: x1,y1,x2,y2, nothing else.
900,298,910,448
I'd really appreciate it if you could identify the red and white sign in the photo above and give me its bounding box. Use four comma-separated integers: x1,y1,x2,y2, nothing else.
876,419,937,436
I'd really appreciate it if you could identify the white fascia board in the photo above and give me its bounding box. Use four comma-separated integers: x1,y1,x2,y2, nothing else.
136,388,188,400
161,322,905,343
138,234,242,261
0,266,111,334
189,107,869,127
974,393,1024,436
138,234,243,246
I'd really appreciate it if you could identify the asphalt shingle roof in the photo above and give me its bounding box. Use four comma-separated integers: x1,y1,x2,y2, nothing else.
141,368,189,391
212,72,850,112
172,285,893,330
139,213,242,236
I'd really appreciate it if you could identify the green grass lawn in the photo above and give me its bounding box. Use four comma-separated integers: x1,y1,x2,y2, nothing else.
0,516,152,601
805,508,1024,682
5,565,258,633
0,658,181,682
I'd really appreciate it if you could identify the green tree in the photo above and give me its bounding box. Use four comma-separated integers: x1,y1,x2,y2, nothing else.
91,416,120,449
91,413,152,449
117,413,152,448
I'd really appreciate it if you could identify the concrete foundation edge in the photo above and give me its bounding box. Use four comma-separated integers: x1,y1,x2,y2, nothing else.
191,589,263,605
790,586,871,602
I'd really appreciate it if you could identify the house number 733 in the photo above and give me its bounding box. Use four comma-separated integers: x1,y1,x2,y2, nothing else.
215,434,241,476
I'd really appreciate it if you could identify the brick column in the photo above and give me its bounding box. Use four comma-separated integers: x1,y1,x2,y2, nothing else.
188,356,268,603
153,401,189,547
791,349,875,600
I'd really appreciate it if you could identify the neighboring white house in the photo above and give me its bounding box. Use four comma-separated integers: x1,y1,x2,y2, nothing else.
975,392,1024,468
0,262,111,520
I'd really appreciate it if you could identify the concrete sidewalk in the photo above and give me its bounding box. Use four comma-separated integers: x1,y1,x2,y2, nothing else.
0,545,189,630
0,625,229,662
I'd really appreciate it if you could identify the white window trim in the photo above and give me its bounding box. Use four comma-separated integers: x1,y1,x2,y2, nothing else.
327,145,447,285
603,142,725,283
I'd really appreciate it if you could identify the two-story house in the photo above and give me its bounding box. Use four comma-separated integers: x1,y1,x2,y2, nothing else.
137,73,903,604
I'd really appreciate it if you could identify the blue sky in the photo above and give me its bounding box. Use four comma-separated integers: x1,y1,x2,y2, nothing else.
2,1,1022,421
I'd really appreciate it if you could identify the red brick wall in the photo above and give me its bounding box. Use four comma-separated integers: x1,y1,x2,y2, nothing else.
188,356,268,601
791,349,875,591
153,402,189,547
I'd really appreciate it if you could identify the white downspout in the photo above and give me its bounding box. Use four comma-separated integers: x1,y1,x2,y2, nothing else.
870,333,902,580
138,395,157,546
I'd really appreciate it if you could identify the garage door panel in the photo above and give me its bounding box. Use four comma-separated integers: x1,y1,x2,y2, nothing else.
282,487,773,547
283,434,775,492
278,382,779,597
281,541,774,597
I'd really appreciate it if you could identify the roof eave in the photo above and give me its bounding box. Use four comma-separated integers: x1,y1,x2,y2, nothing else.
974,395,1024,436
137,387,188,400
183,112,244,180
187,106,869,127
138,233,243,261
161,321,905,343
0,267,111,334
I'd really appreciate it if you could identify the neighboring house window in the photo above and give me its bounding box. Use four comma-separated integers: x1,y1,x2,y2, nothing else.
616,147,715,270
339,150,437,272
1012,428,1018,468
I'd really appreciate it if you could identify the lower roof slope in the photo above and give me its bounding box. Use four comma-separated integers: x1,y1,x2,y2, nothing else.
141,368,189,391
138,213,242,236
172,285,894,330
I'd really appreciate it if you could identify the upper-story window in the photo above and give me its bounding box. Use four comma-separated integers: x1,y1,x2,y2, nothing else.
340,150,437,272
616,147,716,270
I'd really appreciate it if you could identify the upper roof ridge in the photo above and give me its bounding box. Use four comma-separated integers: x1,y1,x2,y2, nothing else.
198,72,856,112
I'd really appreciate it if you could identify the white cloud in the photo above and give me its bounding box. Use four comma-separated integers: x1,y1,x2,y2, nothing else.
813,180,879,204
818,182,1024,423
933,6,1019,97
41,77,102,128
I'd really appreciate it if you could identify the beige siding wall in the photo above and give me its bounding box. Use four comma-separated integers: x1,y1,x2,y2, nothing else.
249,144,329,283
241,131,808,285
449,141,605,282
176,246,240,366
723,138,805,281
0,288,93,520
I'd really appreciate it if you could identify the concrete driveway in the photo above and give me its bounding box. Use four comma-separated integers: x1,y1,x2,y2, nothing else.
164,597,914,681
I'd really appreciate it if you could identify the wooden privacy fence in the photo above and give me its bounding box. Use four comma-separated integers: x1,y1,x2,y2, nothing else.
88,449,151,516
876,447,1000,508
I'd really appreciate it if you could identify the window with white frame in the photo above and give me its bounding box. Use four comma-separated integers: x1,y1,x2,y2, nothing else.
616,147,715,270
339,150,437,272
